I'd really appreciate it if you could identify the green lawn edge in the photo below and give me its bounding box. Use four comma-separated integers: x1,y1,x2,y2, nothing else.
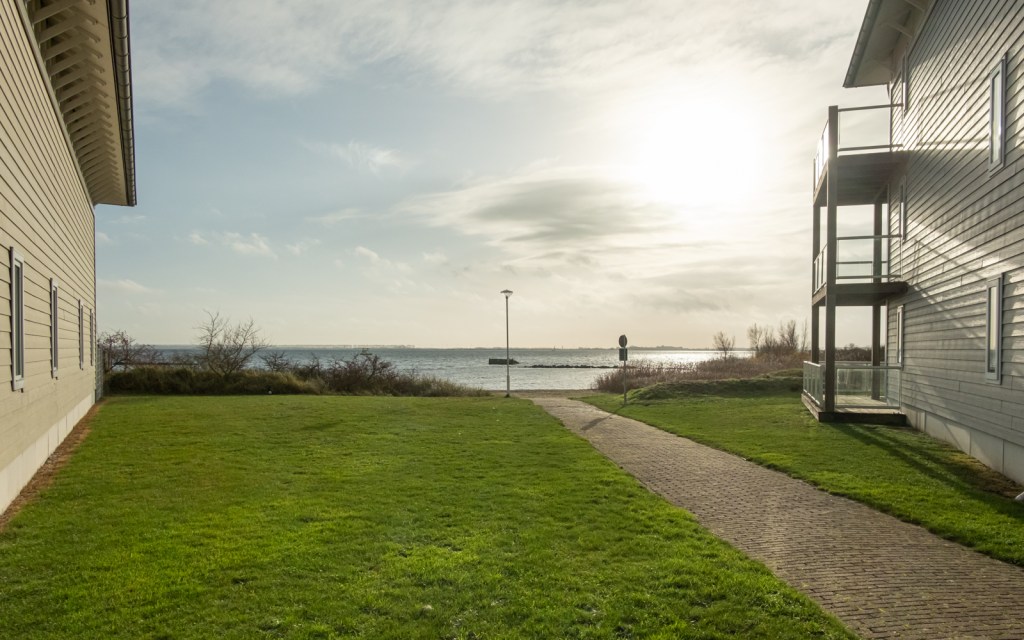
582,387,1024,566
0,395,858,640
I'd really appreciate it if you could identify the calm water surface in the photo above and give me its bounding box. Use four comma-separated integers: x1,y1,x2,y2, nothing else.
156,347,744,391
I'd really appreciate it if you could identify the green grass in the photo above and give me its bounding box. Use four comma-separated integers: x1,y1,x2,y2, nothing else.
585,380,1024,566
0,396,856,640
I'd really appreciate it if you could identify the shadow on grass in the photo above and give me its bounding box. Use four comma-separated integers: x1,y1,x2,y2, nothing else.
840,424,1024,517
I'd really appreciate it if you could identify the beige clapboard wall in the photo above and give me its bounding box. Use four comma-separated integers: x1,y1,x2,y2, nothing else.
0,0,97,512
886,0,1024,482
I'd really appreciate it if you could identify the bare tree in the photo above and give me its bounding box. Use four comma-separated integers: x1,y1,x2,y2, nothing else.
260,350,292,372
712,331,735,359
194,311,270,377
98,330,159,374
778,319,800,353
747,323,765,352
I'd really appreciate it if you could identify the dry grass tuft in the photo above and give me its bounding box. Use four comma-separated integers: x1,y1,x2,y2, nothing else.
592,354,807,393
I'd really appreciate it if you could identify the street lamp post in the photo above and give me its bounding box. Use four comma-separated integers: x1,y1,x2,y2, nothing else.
501,289,513,397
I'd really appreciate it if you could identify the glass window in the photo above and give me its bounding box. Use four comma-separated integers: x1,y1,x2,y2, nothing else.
902,55,910,112
896,305,904,367
51,279,59,378
899,181,907,239
78,300,84,370
10,248,25,390
986,276,1002,381
989,55,1007,170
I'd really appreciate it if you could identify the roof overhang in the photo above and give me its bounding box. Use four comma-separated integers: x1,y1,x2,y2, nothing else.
844,0,933,88
24,0,135,206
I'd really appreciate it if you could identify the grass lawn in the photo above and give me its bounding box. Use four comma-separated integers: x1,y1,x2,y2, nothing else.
585,380,1024,566
0,396,856,640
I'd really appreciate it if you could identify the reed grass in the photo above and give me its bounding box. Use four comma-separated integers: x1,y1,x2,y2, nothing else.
592,354,805,393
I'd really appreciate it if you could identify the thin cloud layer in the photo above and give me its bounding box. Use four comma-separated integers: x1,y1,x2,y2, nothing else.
304,140,412,175
106,1,879,346
135,0,863,106
189,231,277,259
99,279,156,295
399,165,679,258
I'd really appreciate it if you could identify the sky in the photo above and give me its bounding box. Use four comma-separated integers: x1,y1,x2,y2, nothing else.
95,0,889,348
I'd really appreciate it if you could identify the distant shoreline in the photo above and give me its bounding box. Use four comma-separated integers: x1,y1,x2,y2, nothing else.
151,344,753,352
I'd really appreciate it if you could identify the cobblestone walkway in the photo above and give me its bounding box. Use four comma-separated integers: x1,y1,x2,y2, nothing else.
529,396,1024,640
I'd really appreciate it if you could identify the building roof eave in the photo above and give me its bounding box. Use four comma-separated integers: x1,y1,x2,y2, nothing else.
108,0,135,207
25,0,136,207
844,0,931,89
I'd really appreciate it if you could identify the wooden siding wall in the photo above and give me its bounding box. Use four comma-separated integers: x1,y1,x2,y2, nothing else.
0,0,97,476
888,0,1024,474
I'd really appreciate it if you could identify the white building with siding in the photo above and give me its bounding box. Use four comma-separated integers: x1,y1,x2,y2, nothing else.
804,0,1024,484
1,0,134,514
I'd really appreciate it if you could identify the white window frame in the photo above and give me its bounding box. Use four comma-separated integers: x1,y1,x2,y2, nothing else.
901,54,910,113
985,276,1003,382
78,299,84,369
989,54,1007,172
9,248,25,390
50,278,59,378
895,305,905,367
899,179,907,240
89,308,95,367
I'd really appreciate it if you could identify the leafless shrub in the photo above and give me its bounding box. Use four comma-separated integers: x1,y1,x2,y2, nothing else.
194,311,270,378
747,319,806,361
591,354,805,393
260,351,293,372
98,330,160,374
712,331,735,359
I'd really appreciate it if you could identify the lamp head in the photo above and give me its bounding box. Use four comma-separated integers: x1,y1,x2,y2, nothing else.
501,289,513,298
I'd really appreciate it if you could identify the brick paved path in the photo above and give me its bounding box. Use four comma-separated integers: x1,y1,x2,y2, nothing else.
530,397,1024,640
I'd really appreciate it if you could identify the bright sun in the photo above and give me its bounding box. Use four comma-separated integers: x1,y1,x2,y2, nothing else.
617,94,766,208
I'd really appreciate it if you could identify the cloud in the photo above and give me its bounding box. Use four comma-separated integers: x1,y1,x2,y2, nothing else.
224,232,276,258
286,238,321,255
134,0,865,107
305,141,412,175
352,246,413,288
99,278,156,294
96,231,112,245
354,246,381,262
108,213,146,224
189,230,277,259
422,252,448,265
398,164,681,267
306,208,362,226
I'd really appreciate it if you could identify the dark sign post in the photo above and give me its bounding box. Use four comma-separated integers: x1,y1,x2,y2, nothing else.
618,334,628,404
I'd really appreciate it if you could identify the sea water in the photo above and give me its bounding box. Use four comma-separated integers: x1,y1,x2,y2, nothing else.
155,346,741,391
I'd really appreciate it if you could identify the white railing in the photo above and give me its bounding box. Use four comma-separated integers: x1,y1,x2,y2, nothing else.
813,245,827,292
812,104,902,188
814,235,901,292
803,361,824,405
835,363,901,409
804,361,902,410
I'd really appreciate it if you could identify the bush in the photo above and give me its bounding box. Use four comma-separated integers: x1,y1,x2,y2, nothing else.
106,367,319,395
629,375,803,401
591,353,806,394
105,351,491,398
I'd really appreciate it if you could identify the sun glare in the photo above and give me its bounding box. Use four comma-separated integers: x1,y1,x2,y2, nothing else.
617,94,766,208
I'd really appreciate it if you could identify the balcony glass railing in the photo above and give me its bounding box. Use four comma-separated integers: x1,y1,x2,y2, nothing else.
803,361,824,405
803,361,902,410
835,363,901,409
813,235,901,292
812,104,902,188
